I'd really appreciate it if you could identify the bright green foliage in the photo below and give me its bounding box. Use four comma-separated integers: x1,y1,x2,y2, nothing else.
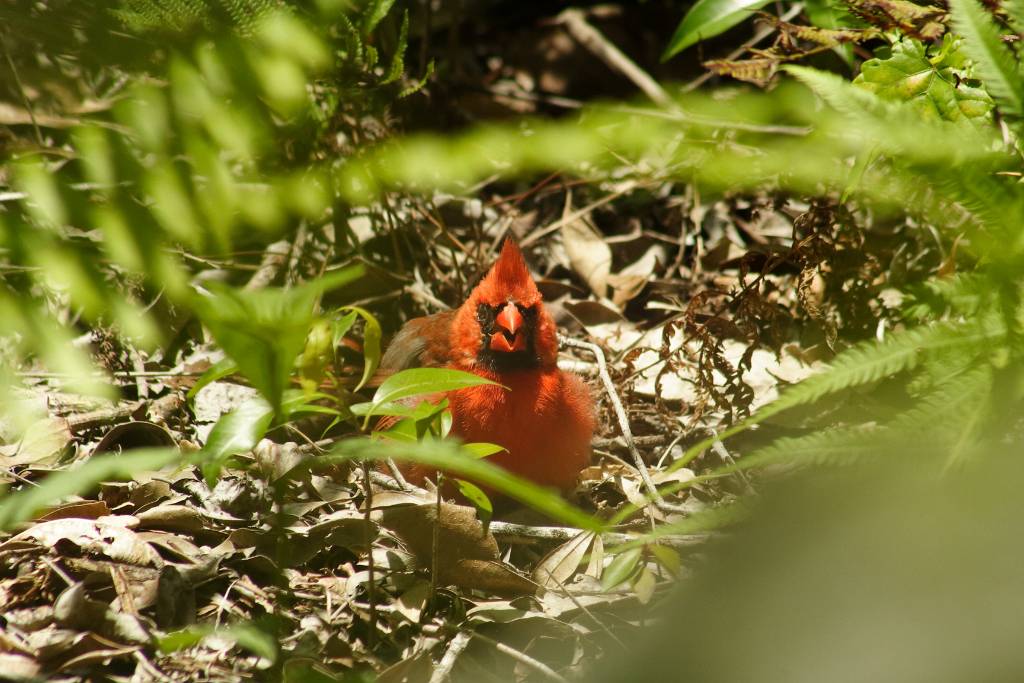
662,0,775,60
949,0,1024,122
855,37,993,121
112,0,280,35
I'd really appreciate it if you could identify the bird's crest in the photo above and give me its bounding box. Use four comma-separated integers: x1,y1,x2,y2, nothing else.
474,239,542,306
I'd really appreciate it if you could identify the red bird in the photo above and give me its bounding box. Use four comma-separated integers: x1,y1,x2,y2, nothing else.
380,240,595,493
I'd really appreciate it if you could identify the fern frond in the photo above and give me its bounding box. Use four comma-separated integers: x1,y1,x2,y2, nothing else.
381,9,408,85
948,0,1024,119
785,64,892,118
723,426,886,472
1005,0,1024,36
760,319,1005,420
361,0,396,36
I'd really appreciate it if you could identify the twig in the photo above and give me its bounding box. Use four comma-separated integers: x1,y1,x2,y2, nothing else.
710,431,756,494
66,401,143,434
430,473,443,605
560,336,690,515
489,520,707,549
245,240,291,290
470,631,569,683
361,461,377,649
555,9,673,109
428,631,472,683
521,181,639,247
682,3,805,93
133,651,172,683
2,32,44,146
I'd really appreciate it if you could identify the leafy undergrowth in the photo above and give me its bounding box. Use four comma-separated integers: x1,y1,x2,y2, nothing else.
0,182,920,680
2,0,1019,680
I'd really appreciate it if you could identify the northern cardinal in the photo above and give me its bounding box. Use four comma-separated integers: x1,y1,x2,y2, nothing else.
380,239,595,493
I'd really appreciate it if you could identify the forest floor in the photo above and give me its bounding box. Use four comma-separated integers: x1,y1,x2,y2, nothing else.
0,4,899,681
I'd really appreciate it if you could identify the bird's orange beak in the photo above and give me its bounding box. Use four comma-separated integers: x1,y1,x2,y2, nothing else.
490,302,527,353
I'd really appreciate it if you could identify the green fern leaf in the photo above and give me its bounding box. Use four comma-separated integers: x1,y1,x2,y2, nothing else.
361,0,395,36
381,9,408,85
948,0,1024,119
761,319,1005,420
722,426,885,472
1005,0,1024,36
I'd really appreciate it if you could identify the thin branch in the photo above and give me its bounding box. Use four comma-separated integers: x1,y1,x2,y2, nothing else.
682,3,805,93
555,8,673,109
469,630,569,683
521,181,639,247
2,33,44,146
489,520,707,549
361,461,377,649
560,335,691,515
428,631,472,683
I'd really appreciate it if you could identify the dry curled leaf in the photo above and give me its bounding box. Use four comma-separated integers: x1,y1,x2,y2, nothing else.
378,502,534,595
3,517,164,568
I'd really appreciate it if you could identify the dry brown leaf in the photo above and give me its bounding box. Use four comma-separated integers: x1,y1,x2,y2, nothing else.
561,193,612,298
93,421,175,454
37,500,112,522
532,531,596,589
379,502,535,595
0,416,71,468
136,504,206,534
4,517,164,568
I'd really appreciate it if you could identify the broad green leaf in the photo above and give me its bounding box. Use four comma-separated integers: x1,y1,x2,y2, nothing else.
359,368,500,427
662,0,774,60
187,357,240,404
194,266,363,417
948,0,1024,119
454,479,494,530
331,310,359,347
200,398,274,483
159,624,277,662
602,547,643,590
14,160,66,227
462,442,506,459
854,38,993,121
0,448,181,530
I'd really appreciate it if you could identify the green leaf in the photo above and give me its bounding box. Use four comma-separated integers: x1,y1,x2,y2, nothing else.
331,310,358,347
359,368,500,427
454,478,494,530
200,398,274,483
674,317,1007,471
187,357,240,405
462,442,506,459
662,0,774,60
158,624,277,662
0,448,181,530
854,38,993,121
948,0,1024,119
361,0,395,36
194,266,363,417
602,547,643,590
314,438,604,531
339,306,381,392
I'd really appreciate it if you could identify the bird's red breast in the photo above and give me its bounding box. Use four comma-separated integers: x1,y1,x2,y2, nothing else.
380,240,595,494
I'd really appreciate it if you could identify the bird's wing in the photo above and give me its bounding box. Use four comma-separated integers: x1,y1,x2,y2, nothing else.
379,310,456,371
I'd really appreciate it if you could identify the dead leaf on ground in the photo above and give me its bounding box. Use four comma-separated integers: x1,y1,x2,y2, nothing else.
533,531,597,589
561,192,612,299
3,517,164,568
378,502,535,595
